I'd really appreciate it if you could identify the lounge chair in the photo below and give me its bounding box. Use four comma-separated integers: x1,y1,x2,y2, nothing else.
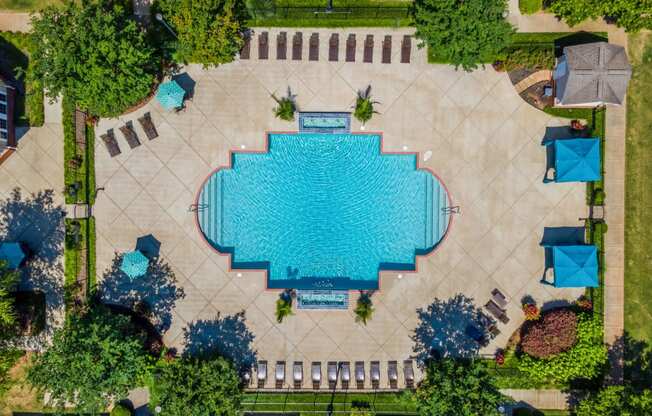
101,129,121,157
312,362,321,390
292,32,303,60
403,360,414,389
355,361,365,389
327,361,337,389
401,35,411,63
382,35,392,64
388,361,398,389
485,300,509,324
491,288,508,308
119,121,140,149
277,32,287,60
240,31,251,59
293,362,303,388
363,35,374,63
370,361,380,389
340,362,350,389
259,31,269,60
257,361,267,388
329,33,339,62
309,33,319,61
275,361,285,388
346,34,356,62
137,112,158,140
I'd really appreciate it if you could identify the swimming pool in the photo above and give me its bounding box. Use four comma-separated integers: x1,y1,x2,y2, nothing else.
196,133,451,290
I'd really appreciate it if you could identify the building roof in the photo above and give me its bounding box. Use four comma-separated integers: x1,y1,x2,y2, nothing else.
554,138,601,182
556,42,631,105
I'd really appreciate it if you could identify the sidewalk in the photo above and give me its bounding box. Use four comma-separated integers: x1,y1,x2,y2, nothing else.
0,11,31,32
501,389,570,410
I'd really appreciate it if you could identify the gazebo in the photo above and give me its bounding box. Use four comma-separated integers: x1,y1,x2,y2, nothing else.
0,242,26,269
551,245,599,288
120,250,149,279
156,80,186,111
550,138,601,182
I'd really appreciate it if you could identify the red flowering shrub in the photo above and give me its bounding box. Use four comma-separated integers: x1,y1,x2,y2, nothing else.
575,297,593,311
522,303,540,321
521,309,578,358
495,350,505,366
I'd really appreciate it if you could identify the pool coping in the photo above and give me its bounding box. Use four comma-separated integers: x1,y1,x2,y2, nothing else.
193,131,455,293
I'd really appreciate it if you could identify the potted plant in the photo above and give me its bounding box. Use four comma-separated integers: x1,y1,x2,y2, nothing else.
522,303,540,321
354,292,374,325
353,85,378,129
272,87,297,121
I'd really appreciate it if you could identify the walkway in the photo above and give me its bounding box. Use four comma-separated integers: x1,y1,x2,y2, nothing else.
500,389,570,410
0,11,30,32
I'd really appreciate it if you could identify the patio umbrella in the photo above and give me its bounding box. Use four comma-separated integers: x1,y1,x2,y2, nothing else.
0,242,26,269
156,80,186,111
552,245,598,288
120,250,149,279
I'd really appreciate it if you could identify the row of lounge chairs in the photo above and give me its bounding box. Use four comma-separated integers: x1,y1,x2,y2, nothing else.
254,360,415,390
464,289,509,346
100,112,158,158
241,31,412,64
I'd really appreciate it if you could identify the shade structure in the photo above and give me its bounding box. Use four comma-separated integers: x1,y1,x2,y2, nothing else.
552,245,598,288
120,250,149,279
156,80,185,110
554,138,601,182
0,242,25,269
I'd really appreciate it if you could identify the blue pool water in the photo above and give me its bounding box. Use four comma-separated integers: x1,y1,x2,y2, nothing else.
197,133,450,290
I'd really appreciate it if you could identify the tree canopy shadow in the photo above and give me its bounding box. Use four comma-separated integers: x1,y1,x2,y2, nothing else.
412,293,495,365
98,254,184,333
621,331,652,389
183,311,257,372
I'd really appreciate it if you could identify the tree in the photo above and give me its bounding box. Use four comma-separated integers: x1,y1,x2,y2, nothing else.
416,358,505,416
30,0,158,117
155,356,242,416
354,292,374,325
157,0,248,67
0,260,19,330
353,86,378,125
275,291,293,323
547,0,652,32
272,88,297,121
27,304,152,413
576,386,652,416
412,0,514,71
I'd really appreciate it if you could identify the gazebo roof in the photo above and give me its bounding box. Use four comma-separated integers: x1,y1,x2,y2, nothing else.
554,138,601,182
553,245,599,288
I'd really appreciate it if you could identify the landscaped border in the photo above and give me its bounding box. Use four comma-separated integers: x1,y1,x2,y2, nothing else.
193,131,455,292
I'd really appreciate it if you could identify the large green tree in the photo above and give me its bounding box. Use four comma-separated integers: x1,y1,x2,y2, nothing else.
412,0,514,71
154,356,242,416
576,386,652,416
157,0,247,67
27,304,152,413
416,358,505,416
548,0,652,32
30,0,157,117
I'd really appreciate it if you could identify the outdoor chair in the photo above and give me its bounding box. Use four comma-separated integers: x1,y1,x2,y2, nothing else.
259,31,269,60
401,35,411,63
311,362,321,390
340,362,350,389
355,361,365,389
485,300,509,324
388,361,398,389
292,32,303,60
277,31,287,60
137,112,158,140
370,361,380,389
293,362,303,388
403,360,414,389
101,129,121,157
363,35,374,63
119,121,141,149
275,361,285,388
382,35,392,64
257,361,267,388
327,361,338,389
491,288,508,308
346,34,356,62
309,33,319,61
240,31,251,59
480,311,501,337
329,33,339,62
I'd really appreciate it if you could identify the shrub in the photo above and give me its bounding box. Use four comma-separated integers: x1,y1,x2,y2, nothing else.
522,303,540,321
272,90,296,121
500,46,555,71
353,86,377,124
547,0,652,32
518,311,607,383
414,0,514,71
518,0,542,14
110,403,133,416
521,309,577,358
576,386,652,416
275,291,293,323
354,292,374,325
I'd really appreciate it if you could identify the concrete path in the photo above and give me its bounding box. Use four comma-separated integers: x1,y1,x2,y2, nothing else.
514,70,552,94
501,389,570,410
0,11,31,32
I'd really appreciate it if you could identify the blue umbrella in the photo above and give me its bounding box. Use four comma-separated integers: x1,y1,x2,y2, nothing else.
120,251,149,279
0,242,25,269
156,80,186,111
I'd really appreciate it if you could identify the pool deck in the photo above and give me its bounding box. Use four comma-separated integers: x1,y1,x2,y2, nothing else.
94,27,586,388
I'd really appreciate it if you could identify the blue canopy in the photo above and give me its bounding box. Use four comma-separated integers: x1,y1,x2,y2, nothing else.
156,80,185,110
120,251,149,279
554,138,601,182
0,242,25,269
552,245,599,288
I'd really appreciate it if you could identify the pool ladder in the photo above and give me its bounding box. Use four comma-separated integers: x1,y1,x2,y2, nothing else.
442,206,460,214
188,203,209,212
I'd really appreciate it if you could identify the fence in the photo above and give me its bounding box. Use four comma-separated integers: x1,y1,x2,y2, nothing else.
248,6,411,21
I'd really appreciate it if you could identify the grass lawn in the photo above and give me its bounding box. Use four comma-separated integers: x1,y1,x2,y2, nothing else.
0,0,62,11
518,0,542,14
625,32,652,345
0,353,45,415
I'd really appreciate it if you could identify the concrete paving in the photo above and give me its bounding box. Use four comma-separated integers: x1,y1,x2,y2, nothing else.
93,27,587,389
